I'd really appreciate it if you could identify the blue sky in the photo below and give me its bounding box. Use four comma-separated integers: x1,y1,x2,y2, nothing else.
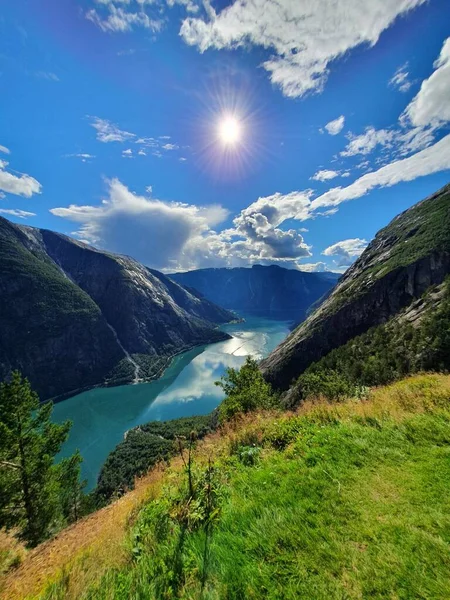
1,0,449,272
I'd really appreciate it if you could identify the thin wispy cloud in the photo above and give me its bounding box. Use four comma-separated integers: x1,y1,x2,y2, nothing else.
89,117,136,143
389,62,412,92
0,208,36,219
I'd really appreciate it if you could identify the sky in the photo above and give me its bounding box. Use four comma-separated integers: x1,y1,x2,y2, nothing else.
1,0,449,273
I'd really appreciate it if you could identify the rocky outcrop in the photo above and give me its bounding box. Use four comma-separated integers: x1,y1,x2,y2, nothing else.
262,183,450,390
0,218,234,401
170,265,339,322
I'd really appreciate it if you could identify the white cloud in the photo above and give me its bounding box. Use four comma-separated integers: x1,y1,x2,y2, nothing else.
402,37,450,129
65,153,95,162
166,0,199,14
0,160,42,198
389,62,412,92
122,148,133,157
86,5,163,33
298,262,329,272
0,145,10,155
325,116,345,135
35,71,60,82
323,238,368,267
50,179,314,271
50,179,230,271
313,133,450,211
180,0,425,98
311,169,340,182
0,209,36,219
341,127,394,157
90,116,136,143
162,143,179,151
341,38,450,162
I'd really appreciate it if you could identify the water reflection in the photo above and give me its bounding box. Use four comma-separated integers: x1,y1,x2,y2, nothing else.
52,314,291,489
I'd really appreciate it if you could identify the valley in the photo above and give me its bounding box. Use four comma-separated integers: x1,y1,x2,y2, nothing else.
52,314,292,489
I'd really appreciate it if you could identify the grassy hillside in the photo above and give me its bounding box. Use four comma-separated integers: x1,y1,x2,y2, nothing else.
2,373,450,599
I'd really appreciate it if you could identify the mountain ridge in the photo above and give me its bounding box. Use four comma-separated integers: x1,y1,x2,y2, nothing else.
261,183,450,390
0,217,235,401
169,264,339,322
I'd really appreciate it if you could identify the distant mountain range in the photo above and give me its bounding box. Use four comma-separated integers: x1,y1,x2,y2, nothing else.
262,183,450,392
0,218,235,401
169,265,339,322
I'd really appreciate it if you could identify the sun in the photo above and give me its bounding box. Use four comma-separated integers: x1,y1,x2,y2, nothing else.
218,115,242,145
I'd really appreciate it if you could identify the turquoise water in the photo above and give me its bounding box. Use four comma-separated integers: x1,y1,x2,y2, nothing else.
52,315,291,490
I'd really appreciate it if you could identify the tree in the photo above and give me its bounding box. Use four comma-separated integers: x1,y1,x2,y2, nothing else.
0,371,76,546
57,451,86,523
216,356,278,421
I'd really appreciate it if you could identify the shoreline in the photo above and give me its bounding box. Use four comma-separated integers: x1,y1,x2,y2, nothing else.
48,326,236,405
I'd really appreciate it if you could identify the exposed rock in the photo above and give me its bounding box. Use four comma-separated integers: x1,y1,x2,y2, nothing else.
0,218,234,401
261,183,450,390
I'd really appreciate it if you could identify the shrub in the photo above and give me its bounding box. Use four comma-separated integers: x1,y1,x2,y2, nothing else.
216,356,278,422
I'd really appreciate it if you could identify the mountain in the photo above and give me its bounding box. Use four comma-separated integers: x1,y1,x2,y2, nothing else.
169,265,339,322
261,183,450,391
0,217,234,401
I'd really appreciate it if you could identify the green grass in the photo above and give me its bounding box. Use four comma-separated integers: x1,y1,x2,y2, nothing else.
54,374,450,600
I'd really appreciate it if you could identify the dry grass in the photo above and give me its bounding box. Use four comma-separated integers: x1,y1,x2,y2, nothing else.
0,466,166,600
2,373,449,599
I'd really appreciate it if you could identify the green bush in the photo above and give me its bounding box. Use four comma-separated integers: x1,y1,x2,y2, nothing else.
216,356,278,421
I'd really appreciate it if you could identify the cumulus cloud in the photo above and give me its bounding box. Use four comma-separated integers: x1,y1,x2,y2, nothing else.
0,209,36,219
179,0,425,98
298,262,329,272
311,169,341,182
0,160,42,198
389,62,412,92
325,116,345,136
323,238,368,267
50,179,230,271
50,179,314,271
90,117,136,143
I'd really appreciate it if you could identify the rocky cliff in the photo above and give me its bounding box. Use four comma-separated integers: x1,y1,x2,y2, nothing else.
0,218,234,401
261,183,450,390
170,265,339,322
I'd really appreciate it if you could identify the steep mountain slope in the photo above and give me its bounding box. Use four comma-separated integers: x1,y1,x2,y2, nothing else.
262,183,450,390
170,265,339,322
0,218,234,401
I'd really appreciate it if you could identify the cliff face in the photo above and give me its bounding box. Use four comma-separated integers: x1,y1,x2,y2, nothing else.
170,265,339,322
0,218,234,401
261,183,450,390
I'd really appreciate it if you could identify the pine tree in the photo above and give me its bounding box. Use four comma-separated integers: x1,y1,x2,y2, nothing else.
0,372,73,546
57,451,86,523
